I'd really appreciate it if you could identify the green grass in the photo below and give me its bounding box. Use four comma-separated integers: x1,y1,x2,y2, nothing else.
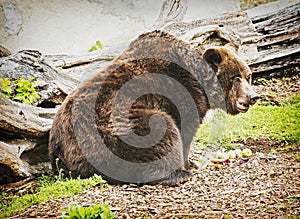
295,154,300,162
0,174,107,218
194,94,300,150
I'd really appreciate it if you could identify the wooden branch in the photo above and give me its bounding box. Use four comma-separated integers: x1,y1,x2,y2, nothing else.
44,46,122,80
0,94,57,138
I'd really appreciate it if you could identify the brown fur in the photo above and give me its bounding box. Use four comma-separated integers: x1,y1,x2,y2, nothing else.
49,31,258,186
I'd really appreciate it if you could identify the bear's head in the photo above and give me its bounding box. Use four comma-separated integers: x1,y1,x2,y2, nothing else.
203,46,259,115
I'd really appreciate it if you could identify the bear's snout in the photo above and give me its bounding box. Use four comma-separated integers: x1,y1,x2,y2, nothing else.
236,96,250,112
249,92,259,105
245,84,259,106
234,79,259,113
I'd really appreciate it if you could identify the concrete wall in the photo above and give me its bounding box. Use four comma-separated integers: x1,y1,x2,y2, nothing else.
0,0,241,55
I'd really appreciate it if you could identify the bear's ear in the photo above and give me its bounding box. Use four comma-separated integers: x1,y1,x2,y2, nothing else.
203,48,222,72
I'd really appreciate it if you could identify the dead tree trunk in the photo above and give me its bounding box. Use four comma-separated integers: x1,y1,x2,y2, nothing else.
248,3,300,78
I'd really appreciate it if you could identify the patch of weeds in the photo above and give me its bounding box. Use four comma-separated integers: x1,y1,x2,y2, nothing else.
253,77,267,85
0,77,13,98
0,77,41,104
0,190,6,200
239,0,277,10
289,217,300,219
222,143,239,150
194,94,300,150
289,197,299,203
276,145,296,151
277,205,288,212
294,154,300,162
269,148,277,154
89,40,104,52
61,203,114,219
0,174,107,218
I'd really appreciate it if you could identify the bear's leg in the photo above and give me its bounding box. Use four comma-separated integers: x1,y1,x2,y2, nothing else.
123,108,192,185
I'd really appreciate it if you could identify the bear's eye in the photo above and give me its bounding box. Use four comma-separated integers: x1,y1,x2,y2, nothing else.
246,75,252,83
231,76,241,82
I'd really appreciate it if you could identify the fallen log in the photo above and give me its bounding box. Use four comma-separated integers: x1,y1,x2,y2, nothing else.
248,2,300,78
0,94,55,184
44,11,260,78
0,94,57,139
44,2,299,79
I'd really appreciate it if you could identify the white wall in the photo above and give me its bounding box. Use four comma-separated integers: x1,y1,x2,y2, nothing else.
0,0,241,55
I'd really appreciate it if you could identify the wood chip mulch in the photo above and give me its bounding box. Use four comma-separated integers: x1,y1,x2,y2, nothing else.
10,139,300,219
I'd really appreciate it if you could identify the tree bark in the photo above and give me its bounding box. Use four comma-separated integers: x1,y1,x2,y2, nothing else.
152,0,188,29
0,45,12,57
248,3,300,78
0,94,57,138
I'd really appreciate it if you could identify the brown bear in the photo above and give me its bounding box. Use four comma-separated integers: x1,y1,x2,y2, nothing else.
49,30,258,186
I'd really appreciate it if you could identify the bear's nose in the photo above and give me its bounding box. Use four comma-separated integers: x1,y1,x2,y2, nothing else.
250,92,259,105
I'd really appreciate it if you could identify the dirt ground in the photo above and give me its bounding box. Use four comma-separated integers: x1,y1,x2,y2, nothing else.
9,139,299,219
6,76,300,218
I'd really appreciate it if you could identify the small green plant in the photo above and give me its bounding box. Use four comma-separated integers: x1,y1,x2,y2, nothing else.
0,78,13,98
224,215,232,219
222,143,239,150
61,204,115,219
289,197,299,203
294,154,300,162
55,157,65,181
0,77,41,104
277,205,287,212
0,174,107,218
269,148,277,154
13,77,41,104
89,40,104,52
277,145,296,151
253,77,267,85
